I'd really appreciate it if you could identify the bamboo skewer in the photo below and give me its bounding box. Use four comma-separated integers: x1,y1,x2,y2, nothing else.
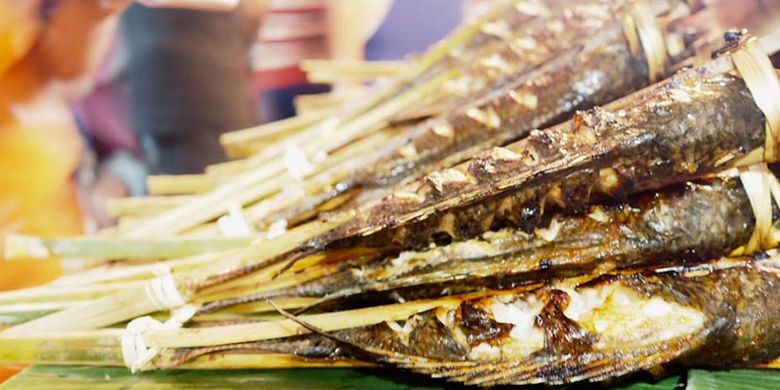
294,91,361,114
179,354,373,370
149,297,462,348
106,196,195,218
0,294,468,368
1,218,343,333
220,108,334,159
300,59,413,78
0,281,145,305
0,330,369,370
146,175,216,196
4,235,254,261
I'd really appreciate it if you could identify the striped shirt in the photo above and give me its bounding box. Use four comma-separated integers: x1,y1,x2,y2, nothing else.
252,0,328,91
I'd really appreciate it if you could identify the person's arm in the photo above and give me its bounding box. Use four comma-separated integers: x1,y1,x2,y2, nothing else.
33,0,132,82
325,0,392,93
33,0,242,84
327,0,393,62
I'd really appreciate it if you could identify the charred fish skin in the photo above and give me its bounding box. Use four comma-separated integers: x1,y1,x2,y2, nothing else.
631,260,780,370
201,177,755,312
325,178,757,299
319,54,765,254
343,258,780,386
361,16,648,188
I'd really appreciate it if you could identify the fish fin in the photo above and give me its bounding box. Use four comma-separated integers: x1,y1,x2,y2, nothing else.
389,330,705,386
266,299,407,363
469,335,704,386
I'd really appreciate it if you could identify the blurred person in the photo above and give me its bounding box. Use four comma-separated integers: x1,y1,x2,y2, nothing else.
254,0,461,122
121,2,262,174
0,0,132,292
253,0,334,122
363,0,463,61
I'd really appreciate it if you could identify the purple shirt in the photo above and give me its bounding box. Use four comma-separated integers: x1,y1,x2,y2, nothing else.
365,0,464,61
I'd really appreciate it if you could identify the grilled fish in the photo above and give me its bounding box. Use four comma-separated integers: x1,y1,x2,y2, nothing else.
257,1,698,228
176,254,780,386
201,174,764,312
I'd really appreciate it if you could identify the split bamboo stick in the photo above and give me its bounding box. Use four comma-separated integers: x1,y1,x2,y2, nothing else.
106,196,194,219
146,175,216,196
220,108,333,159
4,235,254,261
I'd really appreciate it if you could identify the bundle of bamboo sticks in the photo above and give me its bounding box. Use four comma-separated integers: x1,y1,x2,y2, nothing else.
4,0,780,386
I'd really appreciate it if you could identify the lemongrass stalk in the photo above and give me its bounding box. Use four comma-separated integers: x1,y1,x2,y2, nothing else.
193,251,329,298
189,311,286,323
47,240,255,288
2,280,193,335
307,70,400,84
4,235,254,261
0,301,80,326
146,174,216,196
193,258,335,303
106,196,194,218
48,228,290,289
0,330,368,369
181,222,221,238
0,301,86,314
240,132,390,223
210,119,391,178
195,247,380,304
220,108,333,159
116,216,142,230
182,217,345,283
3,297,318,327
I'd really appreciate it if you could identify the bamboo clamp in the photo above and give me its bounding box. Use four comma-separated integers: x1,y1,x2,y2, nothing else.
623,0,668,83
732,36,780,163
121,304,197,373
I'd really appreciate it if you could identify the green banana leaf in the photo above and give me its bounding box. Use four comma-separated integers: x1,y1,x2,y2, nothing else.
3,366,778,389
687,369,780,390
0,366,681,390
